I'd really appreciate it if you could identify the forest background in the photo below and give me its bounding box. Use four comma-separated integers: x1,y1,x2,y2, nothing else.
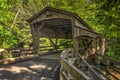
0,0,120,59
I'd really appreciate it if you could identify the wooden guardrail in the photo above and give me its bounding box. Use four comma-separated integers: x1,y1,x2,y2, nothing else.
60,49,107,80
0,55,38,65
0,48,33,59
0,46,63,65
96,54,120,80
39,45,65,52
61,58,91,80
0,45,64,60
60,49,91,80
77,54,105,80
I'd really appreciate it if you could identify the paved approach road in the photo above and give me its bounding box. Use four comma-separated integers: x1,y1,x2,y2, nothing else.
0,53,61,80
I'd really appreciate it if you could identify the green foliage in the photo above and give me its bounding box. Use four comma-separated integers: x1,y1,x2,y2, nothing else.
40,38,51,46
2,52,12,59
0,26,17,48
0,0,119,57
0,0,17,48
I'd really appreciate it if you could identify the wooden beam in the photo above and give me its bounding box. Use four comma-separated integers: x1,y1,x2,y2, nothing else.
81,40,93,55
60,71,70,80
42,28,57,48
77,54,105,80
38,22,45,31
61,58,91,80
55,27,62,36
75,26,101,37
49,38,57,47
39,27,72,39
40,18,71,26
72,19,78,57
32,24,40,54
106,59,110,79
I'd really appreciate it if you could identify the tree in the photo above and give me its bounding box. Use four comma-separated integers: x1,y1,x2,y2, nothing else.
0,0,119,56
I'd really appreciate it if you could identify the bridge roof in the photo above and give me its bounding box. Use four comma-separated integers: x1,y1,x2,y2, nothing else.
28,6,101,39
28,6,96,32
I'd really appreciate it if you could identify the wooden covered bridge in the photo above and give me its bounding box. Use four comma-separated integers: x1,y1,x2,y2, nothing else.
27,6,105,80
0,7,120,80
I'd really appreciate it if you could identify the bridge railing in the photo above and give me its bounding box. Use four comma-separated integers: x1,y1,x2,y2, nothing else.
96,54,120,80
78,54,106,80
0,46,64,60
39,46,64,53
0,48,33,59
0,48,36,65
61,57,92,80
60,49,106,80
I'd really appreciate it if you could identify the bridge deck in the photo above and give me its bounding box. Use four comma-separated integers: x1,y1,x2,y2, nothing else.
0,53,61,80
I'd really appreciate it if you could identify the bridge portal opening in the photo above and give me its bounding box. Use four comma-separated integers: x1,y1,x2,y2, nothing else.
32,18,72,53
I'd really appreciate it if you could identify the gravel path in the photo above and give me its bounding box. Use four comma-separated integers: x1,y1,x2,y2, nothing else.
0,53,60,80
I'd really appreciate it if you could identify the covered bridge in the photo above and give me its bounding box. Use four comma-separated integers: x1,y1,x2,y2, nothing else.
27,6,106,80
27,6,104,55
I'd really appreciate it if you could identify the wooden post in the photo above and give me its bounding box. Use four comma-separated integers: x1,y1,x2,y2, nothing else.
101,38,106,55
55,36,58,51
73,38,78,57
106,59,110,79
30,24,35,54
96,38,100,69
95,38,98,66
31,23,40,54
95,38,98,54
72,20,78,57
97,55,101,70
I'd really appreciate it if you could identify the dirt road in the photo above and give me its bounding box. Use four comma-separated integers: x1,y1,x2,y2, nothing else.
0,53,60,80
